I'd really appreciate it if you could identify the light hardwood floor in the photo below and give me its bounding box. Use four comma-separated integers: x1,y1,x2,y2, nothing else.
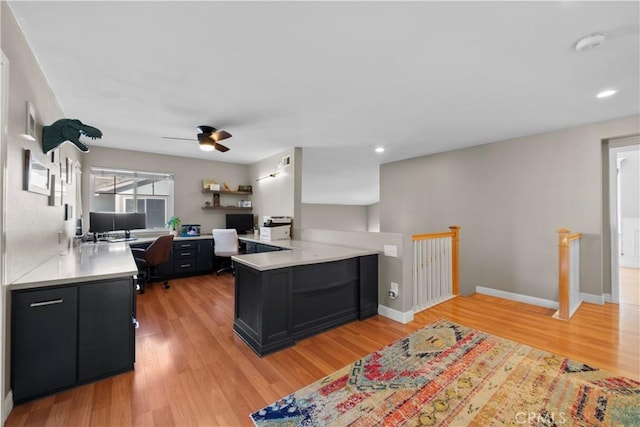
620,267,640,306
6,274,639,426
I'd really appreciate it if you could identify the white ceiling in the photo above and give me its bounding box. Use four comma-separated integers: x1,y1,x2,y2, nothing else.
8,1,640,205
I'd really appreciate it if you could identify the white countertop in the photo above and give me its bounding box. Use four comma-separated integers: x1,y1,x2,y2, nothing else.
10,242,138,290
233,237,378,271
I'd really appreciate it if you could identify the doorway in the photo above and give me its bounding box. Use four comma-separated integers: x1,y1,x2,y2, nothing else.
608,136,640,306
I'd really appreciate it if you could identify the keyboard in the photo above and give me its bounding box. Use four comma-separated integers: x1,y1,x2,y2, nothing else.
107,237,138,243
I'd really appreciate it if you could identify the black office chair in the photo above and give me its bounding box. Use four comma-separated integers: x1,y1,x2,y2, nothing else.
131,234,174,293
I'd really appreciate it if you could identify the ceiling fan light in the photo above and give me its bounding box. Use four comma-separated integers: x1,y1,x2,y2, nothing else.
199,140,215,151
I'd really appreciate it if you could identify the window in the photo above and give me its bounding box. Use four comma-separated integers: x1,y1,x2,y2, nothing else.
89,167,174,229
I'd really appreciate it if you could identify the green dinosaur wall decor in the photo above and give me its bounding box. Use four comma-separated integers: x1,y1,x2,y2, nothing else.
42,118,102,153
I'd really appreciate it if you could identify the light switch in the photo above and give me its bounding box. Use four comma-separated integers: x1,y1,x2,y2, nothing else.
383,245,397,257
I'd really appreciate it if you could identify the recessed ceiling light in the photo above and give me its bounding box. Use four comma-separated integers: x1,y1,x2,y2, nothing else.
596,89,619,99
575,32,606,51
375,147,385,153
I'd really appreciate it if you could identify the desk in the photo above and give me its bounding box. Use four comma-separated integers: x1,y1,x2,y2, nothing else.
9,243,137,403
232,239,379,356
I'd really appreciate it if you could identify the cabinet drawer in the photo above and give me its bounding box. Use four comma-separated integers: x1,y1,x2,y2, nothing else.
175,259,197,273
174,241,196,250
175,249,195,258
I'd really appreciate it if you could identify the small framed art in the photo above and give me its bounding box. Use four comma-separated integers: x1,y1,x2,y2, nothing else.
26,102,36,140
23,149,50,196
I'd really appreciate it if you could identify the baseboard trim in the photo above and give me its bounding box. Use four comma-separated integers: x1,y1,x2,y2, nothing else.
3,390,13,425
378,305,414,324
580,292,605,305
475,286,558,309
604,293,613,303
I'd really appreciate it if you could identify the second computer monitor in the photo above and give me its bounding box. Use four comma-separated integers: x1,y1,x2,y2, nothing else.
225,213,254,234
114,213,147,232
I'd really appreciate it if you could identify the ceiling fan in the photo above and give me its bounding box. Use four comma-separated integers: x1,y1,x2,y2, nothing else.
162,125,232,152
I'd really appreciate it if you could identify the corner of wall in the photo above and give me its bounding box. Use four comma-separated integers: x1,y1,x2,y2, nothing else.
378,305,414,324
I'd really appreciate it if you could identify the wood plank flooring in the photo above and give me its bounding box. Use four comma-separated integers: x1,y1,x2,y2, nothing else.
6,273,639,426
620,267,640,306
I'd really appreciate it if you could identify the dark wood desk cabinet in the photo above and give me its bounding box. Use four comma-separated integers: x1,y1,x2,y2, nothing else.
12,277,135,404
234,254,378,357
130,238,213,279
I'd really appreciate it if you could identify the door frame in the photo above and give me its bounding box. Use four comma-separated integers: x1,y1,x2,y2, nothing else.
1,49,10,424
606,135,640,304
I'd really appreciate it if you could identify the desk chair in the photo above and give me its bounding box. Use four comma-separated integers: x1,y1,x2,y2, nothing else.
131,234,174,293
213,229,239,275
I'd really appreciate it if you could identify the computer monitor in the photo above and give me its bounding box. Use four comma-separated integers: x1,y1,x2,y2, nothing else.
114,213,146,231
89,212,115,233
114,213,146,238
226,213,254,234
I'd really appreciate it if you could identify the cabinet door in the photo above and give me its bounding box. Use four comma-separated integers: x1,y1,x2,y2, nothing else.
12,287,78,403
244,242,256,254
196,239,214,272
78,278,134,382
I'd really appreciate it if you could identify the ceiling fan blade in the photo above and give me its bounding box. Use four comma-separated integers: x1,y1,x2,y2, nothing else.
214,142,230,152
162,136,196,141
211,130,232,141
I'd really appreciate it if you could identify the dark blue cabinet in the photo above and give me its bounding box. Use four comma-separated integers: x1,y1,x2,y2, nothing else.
12,277,135,403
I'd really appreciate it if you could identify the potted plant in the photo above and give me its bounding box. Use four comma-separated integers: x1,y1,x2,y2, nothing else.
167,216,181,235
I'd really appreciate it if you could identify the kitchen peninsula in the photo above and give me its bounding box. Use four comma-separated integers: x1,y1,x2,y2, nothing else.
9,242,138,403
232,238,379,357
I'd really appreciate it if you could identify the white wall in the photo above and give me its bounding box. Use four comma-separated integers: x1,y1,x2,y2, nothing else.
301,203,368,231
367,203,380,232
82,146,251,233
249,147,301,232
1,1,83,403
380,116,640,305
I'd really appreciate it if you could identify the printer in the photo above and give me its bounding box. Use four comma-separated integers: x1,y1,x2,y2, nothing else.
260,216,292,241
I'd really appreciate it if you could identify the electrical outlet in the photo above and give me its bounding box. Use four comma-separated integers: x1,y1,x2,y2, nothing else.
383,245,398,257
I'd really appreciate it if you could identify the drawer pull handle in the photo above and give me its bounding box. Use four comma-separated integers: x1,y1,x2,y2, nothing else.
180,264,191,268
181,252,191,256
30,299,63,307
180,244,191,248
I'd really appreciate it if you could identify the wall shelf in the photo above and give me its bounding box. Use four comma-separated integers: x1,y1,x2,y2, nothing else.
202,206,252,211
202,189,252,196
202,185,252,210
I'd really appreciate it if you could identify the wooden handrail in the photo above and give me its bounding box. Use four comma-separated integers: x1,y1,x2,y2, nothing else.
557,228,581,320
412,225,460,295
450,226,460,295
412,230,455,241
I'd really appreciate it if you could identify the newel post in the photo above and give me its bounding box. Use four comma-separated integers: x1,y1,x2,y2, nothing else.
557,228,570,320
449,225,461,295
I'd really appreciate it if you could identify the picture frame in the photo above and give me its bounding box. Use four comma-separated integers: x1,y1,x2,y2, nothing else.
48,174,60,206
48,163,63,207
65,157,73,184
23,149,50,196
59,161,67,186
25,102,36,140
238,185,253,193
64,204,73,221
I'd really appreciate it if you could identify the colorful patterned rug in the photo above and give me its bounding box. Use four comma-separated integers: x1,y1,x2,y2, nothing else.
250,319,640,426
